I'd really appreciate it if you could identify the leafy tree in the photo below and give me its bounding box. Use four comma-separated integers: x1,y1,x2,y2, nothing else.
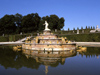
14,13,23,33
88,26,90,29
86,26,87,29
77,27,79,30
68,28,70,31
0,13,65,34
81,26,83,30
93,26,95,29
73,27,75,30
0,15,16,34
58,17,65,30
49,15,59,30
91,26,93,29
0,18,2,35
39,15,65,31
38,20,45,31
21,13,41,33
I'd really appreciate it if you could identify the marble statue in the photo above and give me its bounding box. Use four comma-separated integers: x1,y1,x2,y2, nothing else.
43,21,50,30
96,25,98,29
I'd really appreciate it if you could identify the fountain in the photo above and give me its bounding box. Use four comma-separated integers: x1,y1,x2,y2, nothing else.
22,21,76,51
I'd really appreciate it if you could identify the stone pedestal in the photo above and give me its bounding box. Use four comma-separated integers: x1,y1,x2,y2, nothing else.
43,30,51,35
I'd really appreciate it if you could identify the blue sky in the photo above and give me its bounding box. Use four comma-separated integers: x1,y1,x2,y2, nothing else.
0,0,100,30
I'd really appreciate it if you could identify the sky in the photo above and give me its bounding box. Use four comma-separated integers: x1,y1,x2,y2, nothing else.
0,0,100,30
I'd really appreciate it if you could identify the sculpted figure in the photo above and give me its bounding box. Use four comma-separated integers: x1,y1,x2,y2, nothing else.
43,21,50,30
96,25,98,29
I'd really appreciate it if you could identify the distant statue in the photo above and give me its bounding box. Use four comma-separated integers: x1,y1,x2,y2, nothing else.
43,21,50,30
96,25,99,29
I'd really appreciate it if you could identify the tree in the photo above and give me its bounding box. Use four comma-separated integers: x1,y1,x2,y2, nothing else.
14,13,23,33
88,26,90,29
68,28,70,31
0,15,16,34
21,13,41,33
73,27,75,30
93,26,95,29
58,17,65,30
81,26,83,30
39,15,65,31
38,20,45,31
91,26,92,29
0,18,2,35
86,26,87,29
0,13,65,34
77,27,79,30
49,15,59,30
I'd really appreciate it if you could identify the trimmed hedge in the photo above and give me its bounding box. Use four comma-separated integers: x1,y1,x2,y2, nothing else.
60,33,100,42
9,34,29,42
0,34,30,42
0,36,9,42
0,32,100,42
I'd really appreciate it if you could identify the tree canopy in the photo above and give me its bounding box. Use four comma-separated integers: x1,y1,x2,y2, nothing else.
0,15,16,35
21,13,41,33
39,15,64,31
14,13,23,33
0,13,65,35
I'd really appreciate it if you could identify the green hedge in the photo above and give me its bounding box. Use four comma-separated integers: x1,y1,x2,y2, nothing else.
60,33,100,42
0,34,30,42
9,34,29,42
0,32,100,42
53,29,92,34
0,36,9,42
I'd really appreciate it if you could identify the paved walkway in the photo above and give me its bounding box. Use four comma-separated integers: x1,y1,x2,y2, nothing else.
16,36,32,42
72,42,100,47
0,42,24,45
0,36,32,45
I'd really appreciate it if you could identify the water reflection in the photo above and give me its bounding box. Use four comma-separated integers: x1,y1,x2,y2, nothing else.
0,46,76,74
76,47,100,59
83,47,100,58
0,46,100,69
0,46,41,69
0,46,100,75
22,49,76,74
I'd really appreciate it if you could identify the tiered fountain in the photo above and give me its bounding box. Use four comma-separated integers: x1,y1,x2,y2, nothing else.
22,21,76,52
